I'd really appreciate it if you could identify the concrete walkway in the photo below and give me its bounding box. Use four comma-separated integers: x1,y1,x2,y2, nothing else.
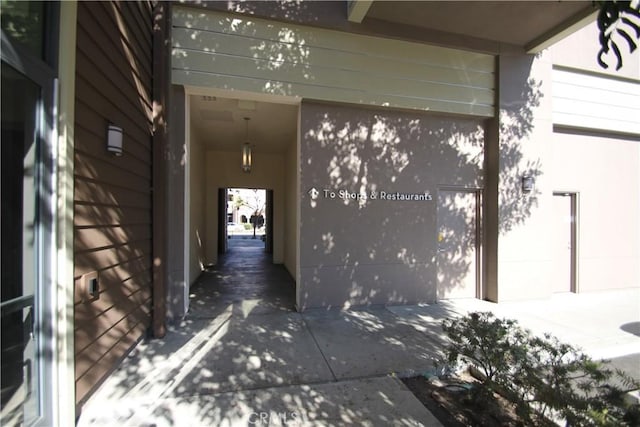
78,242,640,426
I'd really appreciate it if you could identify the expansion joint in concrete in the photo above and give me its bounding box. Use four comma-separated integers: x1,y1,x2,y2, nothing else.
301,314,339,382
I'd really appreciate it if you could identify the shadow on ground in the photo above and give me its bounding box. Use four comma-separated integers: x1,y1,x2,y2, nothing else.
77,241,454,426
77,244,640,426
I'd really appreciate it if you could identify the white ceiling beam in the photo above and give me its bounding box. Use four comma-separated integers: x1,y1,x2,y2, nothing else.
348,0,374,24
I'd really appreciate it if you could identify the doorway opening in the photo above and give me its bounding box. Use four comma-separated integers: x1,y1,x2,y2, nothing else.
552,192,578,293
187,186,295,316
181,91,299,317
219,188,272,258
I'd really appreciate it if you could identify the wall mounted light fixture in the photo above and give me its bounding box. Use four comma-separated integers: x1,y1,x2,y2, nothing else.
521,175,534,193
107,124,123,156
242,117,252,173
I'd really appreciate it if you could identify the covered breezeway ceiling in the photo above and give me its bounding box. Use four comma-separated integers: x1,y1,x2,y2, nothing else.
357,0,597,52
190,1,598,54
190,95,298,153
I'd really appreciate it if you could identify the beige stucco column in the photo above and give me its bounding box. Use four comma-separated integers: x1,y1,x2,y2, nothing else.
485,51,554,302
165,85,188,320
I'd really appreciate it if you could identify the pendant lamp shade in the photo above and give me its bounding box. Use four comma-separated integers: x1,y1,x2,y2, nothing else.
242,117,252,173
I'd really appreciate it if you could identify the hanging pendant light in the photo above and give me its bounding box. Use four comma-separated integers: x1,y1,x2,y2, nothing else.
242,117,252,173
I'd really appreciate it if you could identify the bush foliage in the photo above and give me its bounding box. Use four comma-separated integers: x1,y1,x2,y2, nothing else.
438,312,640,426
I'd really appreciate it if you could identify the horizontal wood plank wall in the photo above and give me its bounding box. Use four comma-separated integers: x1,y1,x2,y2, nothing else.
553,67,640,135
74,0,153,410
171,6,495,117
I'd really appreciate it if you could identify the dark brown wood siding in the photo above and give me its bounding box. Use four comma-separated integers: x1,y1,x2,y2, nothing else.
73,1,153,410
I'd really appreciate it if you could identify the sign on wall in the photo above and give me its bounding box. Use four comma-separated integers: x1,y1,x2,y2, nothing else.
308,187,433,204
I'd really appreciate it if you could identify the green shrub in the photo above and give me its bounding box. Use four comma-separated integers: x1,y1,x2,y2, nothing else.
244,223,252,230
438,312,640,426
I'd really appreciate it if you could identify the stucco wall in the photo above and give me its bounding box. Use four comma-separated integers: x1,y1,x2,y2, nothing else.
491,52,556,302
166,85,187,320
299,101,485,310
551,21,640,81
548,22,639,293
552,130,640,291
188,121,206,286
170,11,640,313
284,140,298,279
205,150,286,265
491,36,640,301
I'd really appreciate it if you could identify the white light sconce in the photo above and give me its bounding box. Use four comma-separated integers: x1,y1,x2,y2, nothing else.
242,117,252,173
107,124,123,156
521,175,534,193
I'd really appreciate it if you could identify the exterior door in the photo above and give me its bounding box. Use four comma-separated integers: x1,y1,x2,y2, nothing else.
552,193,576,293
437,190,479,299
1,3,57,425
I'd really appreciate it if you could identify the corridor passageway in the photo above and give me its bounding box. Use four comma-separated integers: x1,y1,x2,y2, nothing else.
188,238,296,319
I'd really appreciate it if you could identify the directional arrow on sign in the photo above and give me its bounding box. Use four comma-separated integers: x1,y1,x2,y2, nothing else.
308,188,319,200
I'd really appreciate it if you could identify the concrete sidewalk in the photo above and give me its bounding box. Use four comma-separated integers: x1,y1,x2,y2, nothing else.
393,289,640,382
77,289,640,426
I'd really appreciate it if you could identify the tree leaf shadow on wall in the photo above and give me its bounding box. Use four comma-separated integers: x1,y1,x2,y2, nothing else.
170,1,543,307
300,74,543,309
169,4,543,309
104,5,548,425
73,0,159,410
498,76,543,234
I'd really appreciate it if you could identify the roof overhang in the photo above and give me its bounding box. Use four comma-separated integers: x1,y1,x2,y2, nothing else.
356,1,598,53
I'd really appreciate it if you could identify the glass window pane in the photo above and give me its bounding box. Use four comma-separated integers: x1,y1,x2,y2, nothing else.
1,62,41,426
0,1,45,60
